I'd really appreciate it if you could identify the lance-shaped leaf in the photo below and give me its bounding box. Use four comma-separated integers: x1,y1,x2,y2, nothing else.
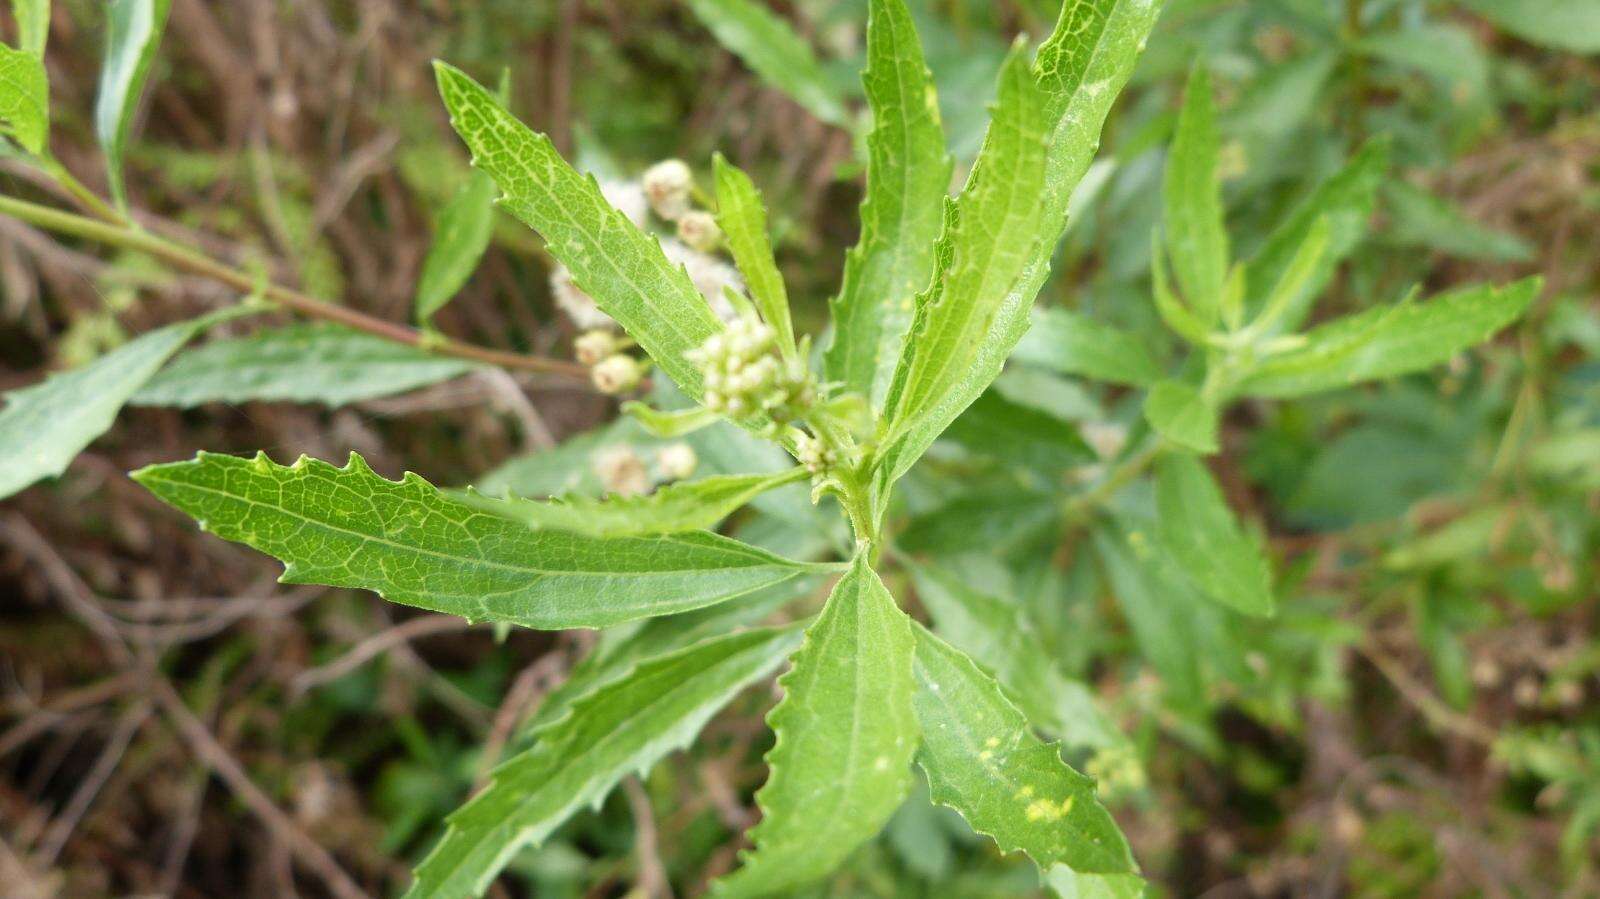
12,0,49,56
1244,137,1388,332
464,469,807,537
823,0,951,405
415,170,498,322
404,624,804,899
132,324,479,408
0,42,47,154
911,624,1140,883
879,43,1051,470
1163,64,1228,321
96,0,171,210
715,554,918,897
1154,453,1274,617
622,401,720,438
1234,278,1540,399
0,313,230,499
908,562,1128,754
1144,379,1218,454
713,155,796,359
132,452,824,630
874,0,1164,489
683,0,849,126
1013,308,1162,387
1384,180,1534,263
434,62,723,400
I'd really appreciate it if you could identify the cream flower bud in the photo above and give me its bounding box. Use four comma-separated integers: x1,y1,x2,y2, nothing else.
656,443,698,481
574,330,617,366
591,354,643,395
643,159,693,221
592,446,649,497
677,211,722,252
794,432,836,475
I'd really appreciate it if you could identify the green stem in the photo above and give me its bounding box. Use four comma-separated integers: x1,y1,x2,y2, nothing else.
1063,435,1165,523
39,155,124,225
0,193,587,377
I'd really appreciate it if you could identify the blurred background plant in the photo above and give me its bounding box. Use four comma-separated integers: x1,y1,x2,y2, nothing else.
0,0,1595,896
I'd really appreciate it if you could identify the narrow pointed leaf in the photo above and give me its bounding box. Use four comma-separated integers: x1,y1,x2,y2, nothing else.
713,155,796,358
715,554,918,897
1245,138,1387,332
0,42,47,154
0,315,220,499
1235,278,1540,398
874,0,1164,487
404,624,804,899
1154,454,1274,617
12,0,48,56
911,624,1140,881
1013,308,1162,386
621,401,720,438
464,469,806,537
1143,380,1218,454
433,62,723,400
823,0,951,405
1163,65,1227,320
1458,0,1600,55
683,0,849,126
96,0,171,210
415,170,498,322
132,452,823,629
131,324,478,408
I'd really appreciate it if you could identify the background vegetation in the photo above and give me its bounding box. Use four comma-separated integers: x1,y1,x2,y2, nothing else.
1,0,1596,896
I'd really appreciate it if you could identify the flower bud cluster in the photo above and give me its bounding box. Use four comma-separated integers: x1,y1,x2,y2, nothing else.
590,354,643,395
643,159,693,221
793,431,836,476
686,318,812,421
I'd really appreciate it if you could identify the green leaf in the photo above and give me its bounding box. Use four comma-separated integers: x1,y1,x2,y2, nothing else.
714,554,918,896
878,44,1052,472
908,562,1128,753
873,0,1164,488
823,0,951,406
1163,65,1228,320
683,0,849,126
1090,524,1205,705
0,315,220,499
1013,308,1162,386
519,579,813,740
414,170,498,322
1244,137,1388,333
131,324,479,408
132,451,823,629
1143,380,1218,454
1154,454,1274,617
404,624,804,899
463,469,807,537
433,62,723,401
1235,278,1540,398
910,624,1140,882
11,0,48,56
1459,0,1600,55
95,0,171,210
0,42,47,154
1383,180,1534,263
712,154,796,359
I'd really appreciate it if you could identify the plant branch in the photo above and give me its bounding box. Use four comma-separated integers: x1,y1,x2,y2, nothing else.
0,193,587,377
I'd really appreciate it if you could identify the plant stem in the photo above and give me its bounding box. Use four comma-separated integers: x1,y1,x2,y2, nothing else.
1063,434,1165,522
39,155,124,225
0,193,587,377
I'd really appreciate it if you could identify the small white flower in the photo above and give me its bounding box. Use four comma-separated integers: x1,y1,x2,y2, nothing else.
592,445,650,496
677,211,722,252
643,159,693,221
591,354,643,395
656,443,698,481
574,330,617,366
794,432,835,475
